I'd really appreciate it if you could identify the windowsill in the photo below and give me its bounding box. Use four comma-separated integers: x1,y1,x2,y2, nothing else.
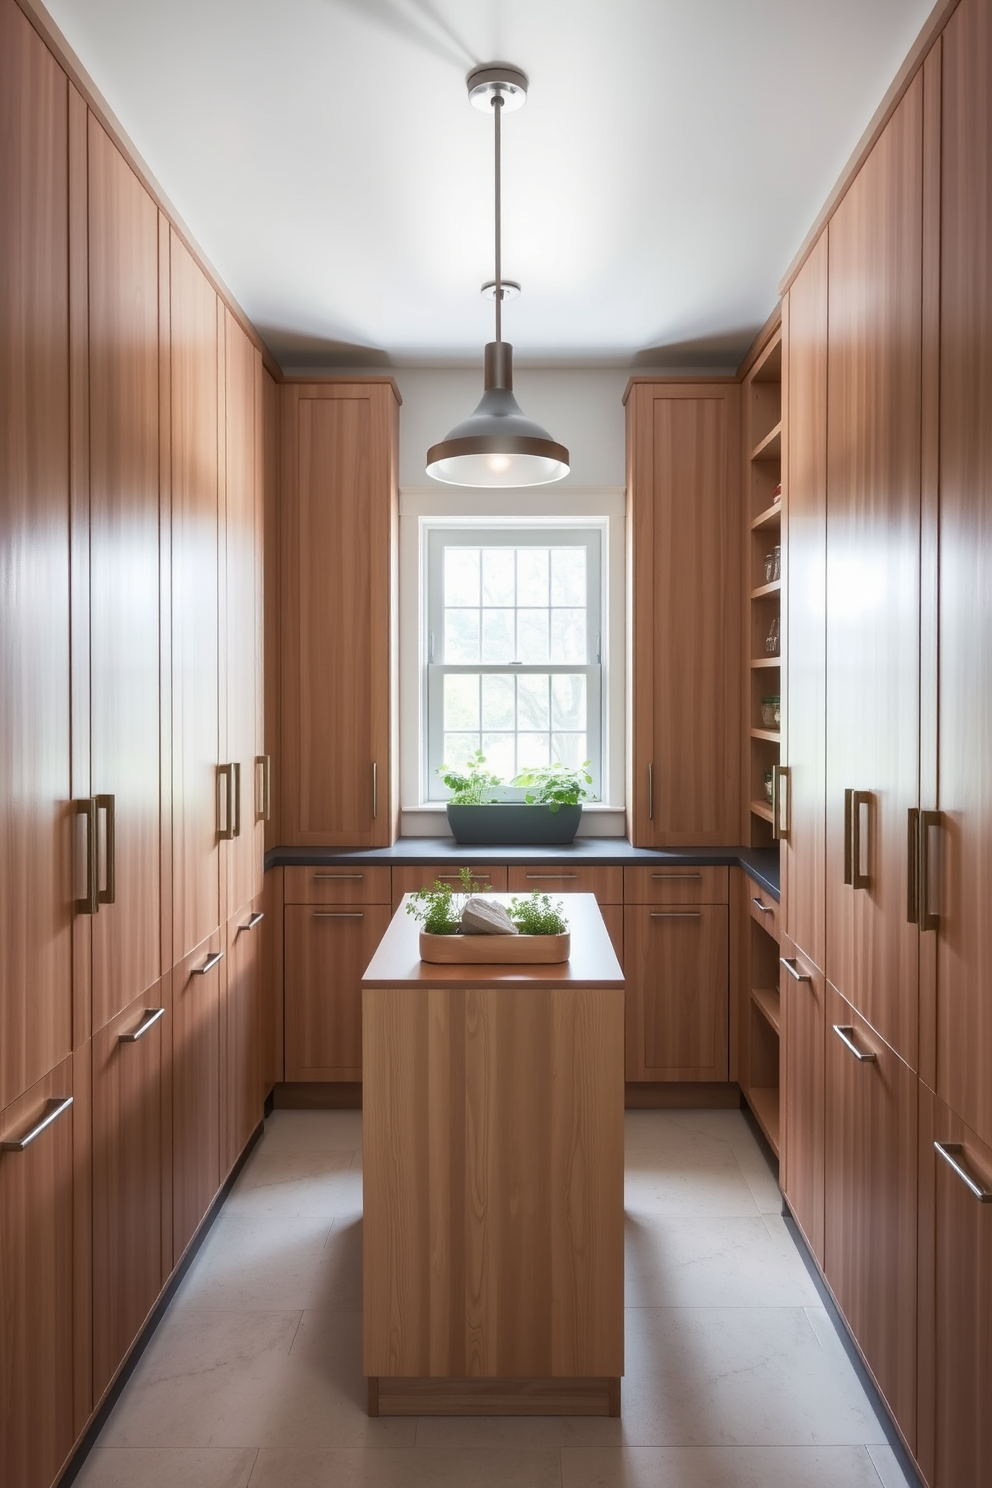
400,803,627,838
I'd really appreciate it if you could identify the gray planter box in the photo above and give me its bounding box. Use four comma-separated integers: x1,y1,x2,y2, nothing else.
446,803,582,846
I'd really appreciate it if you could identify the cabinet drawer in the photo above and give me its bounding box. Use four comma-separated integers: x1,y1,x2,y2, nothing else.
284,865,391,905
624,865,728,905
747,879,779,941
507,864,623,905
623,903,729,1080
392,864,507,911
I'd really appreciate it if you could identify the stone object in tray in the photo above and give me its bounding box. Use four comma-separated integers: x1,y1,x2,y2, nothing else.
460,897,518,935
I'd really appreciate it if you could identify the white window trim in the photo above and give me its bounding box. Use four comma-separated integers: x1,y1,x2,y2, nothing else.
398,486,626,838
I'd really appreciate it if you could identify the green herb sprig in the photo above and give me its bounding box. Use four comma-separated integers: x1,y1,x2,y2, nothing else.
508,892,568,936
437,750,502,804
510,761,594,813
405,866,491,935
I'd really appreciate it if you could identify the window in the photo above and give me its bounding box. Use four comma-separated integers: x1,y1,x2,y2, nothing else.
424,525,603,802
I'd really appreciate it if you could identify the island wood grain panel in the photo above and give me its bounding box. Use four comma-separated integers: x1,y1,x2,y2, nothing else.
284,902,392,1080
0,1057,76,1488
87,112,163,1035
170,230,221,964
780,936,825,1266
824,74,923,1070
626,384,741,847
623,903,728,1081
91,980,167,1402
783,233,828,975
362,981,624,1381
824,985,918,1449
0,0,73,1110
172,932,223,1260
934,0,992,1150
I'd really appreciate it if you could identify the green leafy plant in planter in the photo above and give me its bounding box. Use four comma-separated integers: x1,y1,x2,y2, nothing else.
405,866,491,936
437,751,502,804
508,893,568,935
511,761,595,812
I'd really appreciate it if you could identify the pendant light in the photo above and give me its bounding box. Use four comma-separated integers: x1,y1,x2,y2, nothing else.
426,63,570,488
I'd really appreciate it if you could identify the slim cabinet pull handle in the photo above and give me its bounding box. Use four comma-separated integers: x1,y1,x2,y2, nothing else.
751,897,774,914
773,764,790,840
75,798,98,915
372,761,378,820
437,873,491,881
907,807,920,924
780,956,811,983
526,873,578,880
119,1007,165,1043
935,1142,992,1202
218,764,234,840
920,810,941,931
313,911,364,919
843,788,854,885
256,755,271,822
652,872,701,880
232,762,242,838
96,793,116,905
240,911,265,934
851,791,871,890
313,873,364,880
192,949,224,976
651,911,702,919
2,1096,73,1152
832,1023,876,1063
647,762,653,821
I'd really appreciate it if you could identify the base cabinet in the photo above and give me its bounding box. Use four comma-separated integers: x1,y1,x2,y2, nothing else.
223,899,265,1172
780,938,825,1266
623,903,728,1081
172,933,224,1259
0,1059,78,1488
285,902,392,1081
824,986,917,1448
91,982,168,1402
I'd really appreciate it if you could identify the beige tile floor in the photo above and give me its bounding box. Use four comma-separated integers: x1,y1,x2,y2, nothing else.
76,1108,918,1488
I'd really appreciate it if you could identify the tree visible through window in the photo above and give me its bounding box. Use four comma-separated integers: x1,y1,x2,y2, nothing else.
425,526,602,801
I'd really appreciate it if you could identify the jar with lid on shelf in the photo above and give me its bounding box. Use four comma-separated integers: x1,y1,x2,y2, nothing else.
760,696,781,729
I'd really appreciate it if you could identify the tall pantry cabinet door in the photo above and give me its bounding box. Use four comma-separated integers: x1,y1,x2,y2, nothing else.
782,236,828,973
87,115,163,1034
824,76,923,1070
625,383,741,847
0,0,73,1109
223,312,263,917
170,230,221,962
0,1059,77,1488
932,0,992,1149
280,381,399,847
824,986,917,1447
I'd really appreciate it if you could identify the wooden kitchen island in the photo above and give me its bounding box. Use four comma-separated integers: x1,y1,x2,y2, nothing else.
361,893,625,1417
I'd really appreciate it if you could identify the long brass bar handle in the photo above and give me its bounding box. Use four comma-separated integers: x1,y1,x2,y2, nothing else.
372,761,378,821
920,809,941,932
781,956,811,983
776,764,790,839
217,765,234,840
75,798,98,914
651,911,702,919
119,1007,165,1043
852,790,871,890
240,911,265,934
843,788,854,886
771,764,781,841
96,793,116,905
648,762,653,821
2,1095,73,1152
191,949,224,976
907,807,920,924
935,1141,992,1202
232,762,242,839
254,755,269,822
651,872,701,880
832,1023,876,1063
313,911,364,919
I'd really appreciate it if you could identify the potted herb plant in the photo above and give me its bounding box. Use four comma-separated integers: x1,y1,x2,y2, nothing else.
440,752,594,845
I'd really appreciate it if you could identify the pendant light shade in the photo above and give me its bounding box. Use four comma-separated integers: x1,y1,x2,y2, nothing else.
426,64,570,488
426,342,569,487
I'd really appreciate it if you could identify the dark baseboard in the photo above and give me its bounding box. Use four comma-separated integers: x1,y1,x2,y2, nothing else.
57,1119,265,1488
625,1080,741,1109
272,1080,362,1109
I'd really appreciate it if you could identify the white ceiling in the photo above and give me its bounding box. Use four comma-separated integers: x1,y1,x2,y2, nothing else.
46,0,936,371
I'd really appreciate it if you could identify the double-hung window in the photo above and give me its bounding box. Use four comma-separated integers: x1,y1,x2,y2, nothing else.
425,525,603,801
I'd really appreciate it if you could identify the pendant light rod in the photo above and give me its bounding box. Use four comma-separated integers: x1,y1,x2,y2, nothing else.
493,89,503,343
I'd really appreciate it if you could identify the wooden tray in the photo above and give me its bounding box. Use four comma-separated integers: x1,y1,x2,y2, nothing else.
419,931,571,965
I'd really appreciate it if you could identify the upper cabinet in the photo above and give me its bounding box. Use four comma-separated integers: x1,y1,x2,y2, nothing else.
625,381,741,847
0,0,73,1110
279,381,399,848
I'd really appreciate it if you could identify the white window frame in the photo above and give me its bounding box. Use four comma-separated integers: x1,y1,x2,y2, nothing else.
424,526,604,803
398,487,626,837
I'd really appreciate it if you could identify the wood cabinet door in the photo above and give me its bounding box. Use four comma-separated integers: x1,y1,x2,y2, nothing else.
0,1058,77,1488
87,115,163,1034
222,898,264,1176
284,903,392,1080
783,234,828,974
918,1086,992,1488
824,985,917,1447
780,936,825,1266
91,980,167,1401
223,312,264,919
623,903,728,1081
280,381,398,848
170,230,221,964
0,0,73,1109
824,77,923,1071
172,932,223,1259
626,382,741,847
931,0,992,1149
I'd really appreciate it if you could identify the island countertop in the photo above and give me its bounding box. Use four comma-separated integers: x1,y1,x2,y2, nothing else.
361,892,624,990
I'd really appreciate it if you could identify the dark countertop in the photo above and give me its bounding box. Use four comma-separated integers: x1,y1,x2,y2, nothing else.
266,838,780,900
